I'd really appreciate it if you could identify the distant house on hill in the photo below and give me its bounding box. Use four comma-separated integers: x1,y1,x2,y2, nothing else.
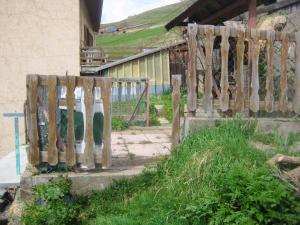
0,0,103,156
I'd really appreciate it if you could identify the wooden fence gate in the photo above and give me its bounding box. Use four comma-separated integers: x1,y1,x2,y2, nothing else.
111,78,150,126
25,75,112,170
187,24,300,116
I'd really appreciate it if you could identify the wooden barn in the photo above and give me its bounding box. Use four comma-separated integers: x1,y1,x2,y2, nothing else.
83,41,188,94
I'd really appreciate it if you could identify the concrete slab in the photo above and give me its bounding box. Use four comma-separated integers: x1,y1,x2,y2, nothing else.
128,143,171,157
144,133,171,143
183,117,300,138
111,134,124,145
0,146,28,186
20,165,145,201
121,134,150,144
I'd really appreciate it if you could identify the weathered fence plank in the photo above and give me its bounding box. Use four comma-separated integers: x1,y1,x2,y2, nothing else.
136,81,142,114
235,29,245,112
204,25,215,112
66,76,76,166
293,32,300,113
145,79,150,126
220,26,230,112
126,82,132,113
280,32,289,113
265,31,276,112
118,82,122,113
27,75,40,166
171,75,182,149
249,29,261,112
187,24,198,114
83,78,95,169
101,78,113,168
47,76,58,166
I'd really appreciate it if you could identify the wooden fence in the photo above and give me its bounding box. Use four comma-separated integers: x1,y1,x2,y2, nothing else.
187,24,300,116
112,78,150,126
25,75,113,169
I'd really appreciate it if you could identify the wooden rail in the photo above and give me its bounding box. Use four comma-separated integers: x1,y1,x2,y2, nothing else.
187,24,300,116
26,75,113,169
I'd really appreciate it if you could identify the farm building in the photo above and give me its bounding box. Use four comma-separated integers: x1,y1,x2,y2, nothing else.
82,41,188,94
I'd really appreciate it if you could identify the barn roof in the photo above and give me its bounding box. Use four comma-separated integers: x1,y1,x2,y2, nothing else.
165,0,262,30
85,0,104,31
98,41,186,71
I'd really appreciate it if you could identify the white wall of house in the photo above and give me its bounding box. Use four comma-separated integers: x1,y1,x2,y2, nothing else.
0,0,85,157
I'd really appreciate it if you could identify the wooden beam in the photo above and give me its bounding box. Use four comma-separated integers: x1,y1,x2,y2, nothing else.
201,0,247,24
165,0,211,30
248,0,257,29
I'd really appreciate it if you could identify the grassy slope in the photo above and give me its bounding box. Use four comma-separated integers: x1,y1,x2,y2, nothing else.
97,1,193,58
79,120,300,225
101,1,191,30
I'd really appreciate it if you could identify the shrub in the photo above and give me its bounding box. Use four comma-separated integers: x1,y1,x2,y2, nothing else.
22,176,79,225
112,116,129,131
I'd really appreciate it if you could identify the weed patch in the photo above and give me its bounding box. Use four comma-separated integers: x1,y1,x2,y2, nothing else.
112,116,129,131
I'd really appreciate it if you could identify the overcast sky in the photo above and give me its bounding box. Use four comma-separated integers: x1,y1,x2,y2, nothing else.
102,0,181,24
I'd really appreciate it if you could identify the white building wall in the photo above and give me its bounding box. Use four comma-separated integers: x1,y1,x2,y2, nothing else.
0,0,81,157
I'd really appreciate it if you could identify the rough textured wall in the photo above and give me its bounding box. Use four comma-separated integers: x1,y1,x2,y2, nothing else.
80,0,96,46
0,0,80,157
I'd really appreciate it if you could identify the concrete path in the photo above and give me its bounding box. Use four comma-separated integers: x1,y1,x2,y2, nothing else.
0,146,28,186
0,127,172,186
111,127,172,166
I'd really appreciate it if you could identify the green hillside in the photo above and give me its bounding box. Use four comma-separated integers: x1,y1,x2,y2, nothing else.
97,1,194,60
101,1,191,29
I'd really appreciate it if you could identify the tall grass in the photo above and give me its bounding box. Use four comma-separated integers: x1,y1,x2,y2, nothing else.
79,120,300,225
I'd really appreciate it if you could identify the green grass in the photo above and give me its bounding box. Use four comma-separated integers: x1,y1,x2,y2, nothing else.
23,120,300,224
151,91,186,122
112,116,129,131
79,120,300,224
97,1,192,58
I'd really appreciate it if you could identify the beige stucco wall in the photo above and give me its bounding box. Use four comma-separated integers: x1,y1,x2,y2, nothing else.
0,0,82,157
80,0,96,47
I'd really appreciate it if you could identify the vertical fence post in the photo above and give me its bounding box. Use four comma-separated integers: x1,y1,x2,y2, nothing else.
66,76,76,167
293,32,300,113
145,79,150,126
118,82,122,114
187,24,198,116
47,76,58,166
101,78,113,168
171,75,182,149
27,75,40,166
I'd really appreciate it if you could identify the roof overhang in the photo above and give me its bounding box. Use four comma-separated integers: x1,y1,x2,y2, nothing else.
85,0,103,31
166,0,260,30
